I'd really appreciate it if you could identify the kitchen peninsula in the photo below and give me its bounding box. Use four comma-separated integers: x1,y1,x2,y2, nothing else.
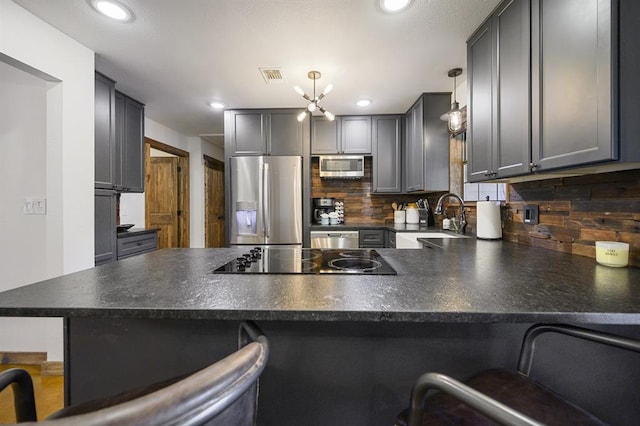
1,240,639,425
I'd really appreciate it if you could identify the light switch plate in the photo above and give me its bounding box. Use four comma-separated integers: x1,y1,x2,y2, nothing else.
24,198,46,215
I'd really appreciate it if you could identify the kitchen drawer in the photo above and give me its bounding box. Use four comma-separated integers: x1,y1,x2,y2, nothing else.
359,229,385,248
117,232,158,260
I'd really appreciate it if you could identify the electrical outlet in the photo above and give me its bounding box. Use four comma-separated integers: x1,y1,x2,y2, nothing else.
523,204,539,224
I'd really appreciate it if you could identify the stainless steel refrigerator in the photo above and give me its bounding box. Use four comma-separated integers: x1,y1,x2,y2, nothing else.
229,156,302,246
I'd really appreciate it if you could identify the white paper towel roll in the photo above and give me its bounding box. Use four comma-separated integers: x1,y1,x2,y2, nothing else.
476,201,502,240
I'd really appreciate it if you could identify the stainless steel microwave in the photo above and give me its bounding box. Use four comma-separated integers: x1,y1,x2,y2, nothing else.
318,155,365,179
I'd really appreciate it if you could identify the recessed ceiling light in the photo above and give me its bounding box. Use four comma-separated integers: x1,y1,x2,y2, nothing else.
380,0,412,13
91,0,132,22
209,101,225,109
356,99,372,107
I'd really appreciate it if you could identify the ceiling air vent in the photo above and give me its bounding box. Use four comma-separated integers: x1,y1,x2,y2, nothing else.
259,68,284,84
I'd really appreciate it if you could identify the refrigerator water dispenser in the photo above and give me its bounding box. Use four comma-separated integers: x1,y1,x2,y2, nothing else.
236,201,257,235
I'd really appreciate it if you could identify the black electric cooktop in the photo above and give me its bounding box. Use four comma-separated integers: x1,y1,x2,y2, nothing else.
213,248,397,275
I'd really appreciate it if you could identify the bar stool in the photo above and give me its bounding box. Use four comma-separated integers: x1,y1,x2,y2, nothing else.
1,321,268,425
396,324,640,426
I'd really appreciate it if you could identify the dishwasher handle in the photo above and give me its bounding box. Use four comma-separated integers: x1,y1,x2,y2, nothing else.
327,233,357,238
310,231,360,249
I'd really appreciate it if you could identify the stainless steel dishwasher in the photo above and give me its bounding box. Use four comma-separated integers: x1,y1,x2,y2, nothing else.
310,230,359,248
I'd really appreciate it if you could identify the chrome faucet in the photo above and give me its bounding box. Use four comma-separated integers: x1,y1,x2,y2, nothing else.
435,193,467,234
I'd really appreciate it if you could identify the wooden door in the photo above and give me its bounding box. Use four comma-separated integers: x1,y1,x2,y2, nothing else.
205,157,225,247
147,157,179,249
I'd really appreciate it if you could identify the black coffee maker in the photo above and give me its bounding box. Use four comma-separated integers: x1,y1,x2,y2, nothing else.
312,198,335,224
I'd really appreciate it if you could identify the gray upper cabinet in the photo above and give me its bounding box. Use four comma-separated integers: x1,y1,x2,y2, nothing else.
468,0,640,181
340,116,372,154
372,115,402,193
225,109,306,156
115,91,145,192
311,116,338,154
227,111,266,155
95,72,144,192
531,0,614,171
404,94,450,192
311,116,372,154
268,111,304,156
467,0,530,183
95,72,116,189
404,98,423,191
467,21,493,182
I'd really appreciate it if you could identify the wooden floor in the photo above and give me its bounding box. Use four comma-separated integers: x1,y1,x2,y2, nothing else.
0,364,64,423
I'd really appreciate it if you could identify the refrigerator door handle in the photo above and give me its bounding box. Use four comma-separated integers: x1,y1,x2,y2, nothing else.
263,162,270,239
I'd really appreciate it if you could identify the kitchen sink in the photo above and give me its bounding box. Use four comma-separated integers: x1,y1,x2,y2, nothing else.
416,232,467,238
395,232,468,249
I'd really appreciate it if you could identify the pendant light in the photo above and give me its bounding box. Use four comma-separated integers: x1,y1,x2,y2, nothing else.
440,68,463,133
294,71,335,122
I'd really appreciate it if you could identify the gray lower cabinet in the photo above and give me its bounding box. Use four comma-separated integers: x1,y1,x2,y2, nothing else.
311,116,372,154
95,72,116,189
95,190,117,266
385,231,396,248
359,229,385,248
404,94,450,192
372,115,403,193
117,231,158,260
115,91,145,192
225,109,307,156
467,0,531,182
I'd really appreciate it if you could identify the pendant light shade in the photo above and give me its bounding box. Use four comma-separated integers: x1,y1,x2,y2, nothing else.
440,68,464,133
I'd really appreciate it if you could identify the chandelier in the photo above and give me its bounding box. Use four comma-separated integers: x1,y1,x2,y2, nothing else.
294,71,335,122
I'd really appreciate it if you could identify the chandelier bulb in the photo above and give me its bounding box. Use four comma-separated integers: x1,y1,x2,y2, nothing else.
322,83,333,95
294,86,305,96
307,102,317,112
324,110,335,121
296,111,308,122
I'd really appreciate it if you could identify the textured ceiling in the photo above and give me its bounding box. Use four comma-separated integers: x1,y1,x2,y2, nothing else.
11,0,500,142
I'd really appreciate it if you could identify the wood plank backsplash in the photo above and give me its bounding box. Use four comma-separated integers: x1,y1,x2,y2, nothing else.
311,157,446,224
501,169,640,267
311,155,639,267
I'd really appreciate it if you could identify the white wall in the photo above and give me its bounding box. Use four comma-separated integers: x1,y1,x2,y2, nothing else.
188,136,223,247
0,0,94,361
120,118,223,248
0,61,48,287
456,79,467,107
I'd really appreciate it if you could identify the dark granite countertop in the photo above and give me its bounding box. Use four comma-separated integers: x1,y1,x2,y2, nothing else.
309,223,439,232
117,228,160,237
1,240,639,324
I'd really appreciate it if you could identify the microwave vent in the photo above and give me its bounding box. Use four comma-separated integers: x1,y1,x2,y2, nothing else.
320,176,363,180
